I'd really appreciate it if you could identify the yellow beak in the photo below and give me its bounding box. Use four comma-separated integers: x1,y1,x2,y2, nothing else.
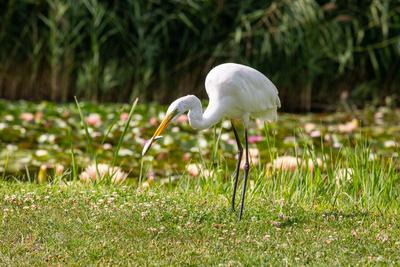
142,111,176,156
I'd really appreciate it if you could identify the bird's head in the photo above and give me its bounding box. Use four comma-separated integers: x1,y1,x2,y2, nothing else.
142,95,195,156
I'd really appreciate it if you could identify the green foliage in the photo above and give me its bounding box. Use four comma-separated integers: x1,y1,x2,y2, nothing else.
0,1,399,109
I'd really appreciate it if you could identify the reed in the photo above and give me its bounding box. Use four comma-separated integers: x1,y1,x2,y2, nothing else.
0,0,399,110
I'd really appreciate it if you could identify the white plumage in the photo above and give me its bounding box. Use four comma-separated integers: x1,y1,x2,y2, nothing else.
204,63,280,126
142,62,281,220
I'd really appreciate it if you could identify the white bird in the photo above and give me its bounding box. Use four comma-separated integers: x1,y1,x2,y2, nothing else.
142,63,281,219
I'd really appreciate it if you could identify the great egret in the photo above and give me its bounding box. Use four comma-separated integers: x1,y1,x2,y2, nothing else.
142,63,281,219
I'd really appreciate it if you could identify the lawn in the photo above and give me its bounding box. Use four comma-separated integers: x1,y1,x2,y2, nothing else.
1,182,399,266
0,99,400,265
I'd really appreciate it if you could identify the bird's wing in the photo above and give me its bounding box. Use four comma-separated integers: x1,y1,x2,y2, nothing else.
205,64,280,116
233,68,281,111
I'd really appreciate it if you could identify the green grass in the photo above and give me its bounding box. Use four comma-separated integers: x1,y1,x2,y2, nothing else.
1,181,399,265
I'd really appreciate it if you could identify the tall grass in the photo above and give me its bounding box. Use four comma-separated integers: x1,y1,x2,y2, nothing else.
172,139,399,213
0,0,399,110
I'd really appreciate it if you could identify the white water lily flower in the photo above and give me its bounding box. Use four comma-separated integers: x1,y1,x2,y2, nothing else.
90,131,102,138
335,168,353,186
384,140,397,148
220,133,230,141
103,143,113,150
198,137,208,148
221,120,231,129
132,127,141,134
0,123,7,130
283,136,297,146
35,150,48,157
37,134,56,143
6,144,18,151
171,127,180,133
4,115,14,121
13,125,26,135
55,119,68,129
118,148,134,156
163,135,174,146
158,112,166,120
20,156,32,164
133,114,143,121
368,153,377,161
190,147,199,153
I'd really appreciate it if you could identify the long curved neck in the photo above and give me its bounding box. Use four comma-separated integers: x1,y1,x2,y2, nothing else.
186,95,224,130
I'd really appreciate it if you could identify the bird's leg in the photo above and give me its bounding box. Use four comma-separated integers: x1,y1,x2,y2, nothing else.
239,129,249,220
231,122,243,211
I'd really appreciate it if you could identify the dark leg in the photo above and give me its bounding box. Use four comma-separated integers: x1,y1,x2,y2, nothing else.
239,129,249,220
231,122,243,211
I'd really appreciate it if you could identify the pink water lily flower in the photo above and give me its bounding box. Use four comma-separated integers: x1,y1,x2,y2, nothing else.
304,122,316,133
248,135,264,144
85,113,102,127
176,114,188,123
34,111,44,122
20,112,34,122
310,130,321,138
149,117,158,126
55,164,65,176
269,156,323,172
182,152,191,162
185,163,213,179
186,163,200,177
337,119,358,133
79,163,128,184
241,148,260,168
120,112,129,122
